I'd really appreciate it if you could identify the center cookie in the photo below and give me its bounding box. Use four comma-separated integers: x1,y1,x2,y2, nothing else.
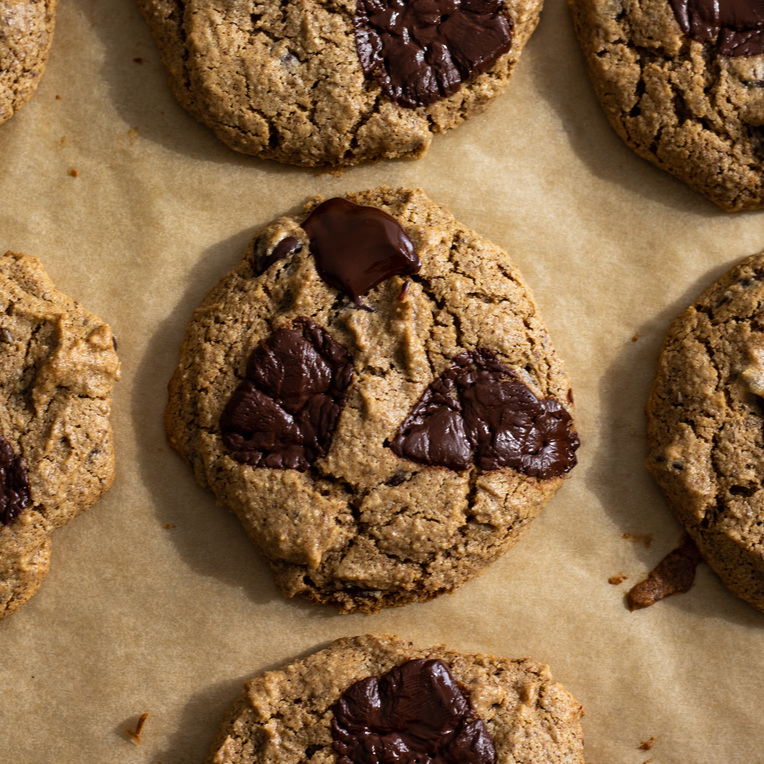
165,187,578,613
136,0,543,167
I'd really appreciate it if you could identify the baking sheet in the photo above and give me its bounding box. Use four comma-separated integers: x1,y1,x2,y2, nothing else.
2,0,764,761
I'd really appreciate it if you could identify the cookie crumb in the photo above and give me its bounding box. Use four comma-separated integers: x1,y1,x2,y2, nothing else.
125,712,149,745
639,736,655,751
622,531,652,548
626,534,701,611
608,574,627,585
162,523,176,530
632,333,640,342
67,168,79,178
55,95,61,100
127,127,139,145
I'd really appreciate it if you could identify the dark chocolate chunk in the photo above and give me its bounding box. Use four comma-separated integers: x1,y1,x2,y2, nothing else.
626,534,702,611
354,0,513,108
220,319,352,470
256,236,302,276
669,0,764,57
391,349,579,479
301,197,420,305
331,658,495,764
0,432,30,526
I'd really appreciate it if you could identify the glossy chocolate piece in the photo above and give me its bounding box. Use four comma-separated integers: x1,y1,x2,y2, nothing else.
301,197,420,305
220,319,352,470
0,432,30,526
669,0,764,57
391,349,578,479
256,236,302,276
626,534,702,610
331,658,495,764
354,0,513,108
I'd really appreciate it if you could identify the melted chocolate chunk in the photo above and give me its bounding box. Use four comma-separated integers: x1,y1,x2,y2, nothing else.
626,534,702,611
220,319,352,470
391,349,579,479
301,198,420,305
354,0,513,108
331,659,495,764
256,236,302,276
669,0,764,57
0,432,30,526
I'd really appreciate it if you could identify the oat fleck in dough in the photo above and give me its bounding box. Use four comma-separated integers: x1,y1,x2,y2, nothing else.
569,0,764,210
135,0,543,167
204,634,586,764
647,253,764,613
0,252,120,619
165,187,578,613
0,0,59,125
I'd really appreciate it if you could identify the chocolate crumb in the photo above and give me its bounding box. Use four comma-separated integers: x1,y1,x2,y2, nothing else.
608,574,627,585
632,333,640,342
639,736,656,751
162,523,176,529
626,534,702,611
133,57,144,64
67,168,79,178
125,712,149,745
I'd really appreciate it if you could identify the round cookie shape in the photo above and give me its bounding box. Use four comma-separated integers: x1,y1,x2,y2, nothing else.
165,187,578,613
646,253,764,613
0,0,59,125
569,0,764,210
0,251,120,619
203,634,586,764
135,0,543,167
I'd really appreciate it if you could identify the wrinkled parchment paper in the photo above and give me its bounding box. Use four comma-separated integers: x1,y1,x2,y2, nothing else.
2,0,764,761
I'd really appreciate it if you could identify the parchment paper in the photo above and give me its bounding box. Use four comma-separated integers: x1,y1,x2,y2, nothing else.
2,0,764,762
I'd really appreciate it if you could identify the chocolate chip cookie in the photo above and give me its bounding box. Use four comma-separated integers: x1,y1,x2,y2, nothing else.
0,252,120,619
0,0,59,125
204,634,585,764
165,187,578,613
136,0,543,167
646,253,764,612
569,0,764,210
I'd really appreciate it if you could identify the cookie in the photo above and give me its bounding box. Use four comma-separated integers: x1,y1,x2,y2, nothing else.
646,253,764,612
0,0,59,125
165,187,578,613
0,251,120,619
569,0,764,211
204,634,586,764
136,0,543,167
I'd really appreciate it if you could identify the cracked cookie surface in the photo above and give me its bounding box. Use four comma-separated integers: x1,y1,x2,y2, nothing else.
647,253,764,612
0,0,58,125
0,251,120,619
204,634,585,764
569,0,764,210
165,187,577,613
135,0,542,167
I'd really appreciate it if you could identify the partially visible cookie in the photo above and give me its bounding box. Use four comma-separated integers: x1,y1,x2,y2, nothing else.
646,253,764,612
569,0,764,211
136,0,543,167
0,0,59,125
205,634,586,764
166,186,578,613
0,251,120,619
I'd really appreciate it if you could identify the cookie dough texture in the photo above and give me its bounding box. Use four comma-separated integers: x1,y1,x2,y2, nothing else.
205,634,585,764
0,252,120,619
136,0,542,167
166,186,576,613
569,0,764,211
647,253,764,612
0,0,58,125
